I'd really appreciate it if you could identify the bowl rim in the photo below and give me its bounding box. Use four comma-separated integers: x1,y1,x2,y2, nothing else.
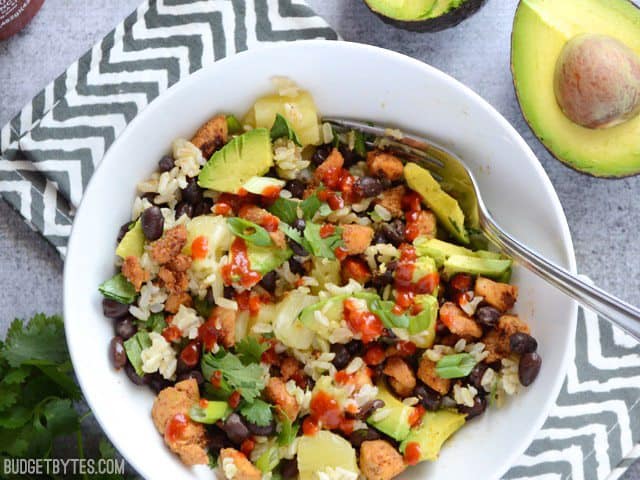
63,39,578,480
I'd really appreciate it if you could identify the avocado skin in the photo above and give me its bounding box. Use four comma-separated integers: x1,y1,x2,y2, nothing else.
365,0,487,33
510,0,640,178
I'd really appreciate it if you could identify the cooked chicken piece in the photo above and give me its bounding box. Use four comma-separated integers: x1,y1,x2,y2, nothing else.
417,357,451,396
191,114,228,159
360,440,406,480
474,276,518,312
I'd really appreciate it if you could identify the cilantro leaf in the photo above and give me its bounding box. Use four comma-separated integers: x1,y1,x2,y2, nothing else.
145,312,167,333
98,273,137,304
235,337,268,365
123,331,151,377
270,113,302,146
2,315,69,368
280,223,311,254
37,363,82,400
0,383,19,412
201,350,265,402
240,399,273,427
277,416,299,446
353,130,367,158
300,194,322,220
0,405,31,429
268,198,299,225
303,222,343,260
227,115,243,135
39,398,79,437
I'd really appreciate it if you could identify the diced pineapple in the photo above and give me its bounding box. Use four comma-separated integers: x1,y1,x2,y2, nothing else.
297,431,359,480
182,215,232,262
249,91,320,146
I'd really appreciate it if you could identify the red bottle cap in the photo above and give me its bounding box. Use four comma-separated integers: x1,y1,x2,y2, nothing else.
0,0,45,41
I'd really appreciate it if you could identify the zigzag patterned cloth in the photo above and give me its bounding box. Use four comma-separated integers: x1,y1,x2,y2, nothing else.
0,1,638,478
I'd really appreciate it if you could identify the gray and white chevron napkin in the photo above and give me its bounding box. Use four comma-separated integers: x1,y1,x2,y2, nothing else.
0,1,638,478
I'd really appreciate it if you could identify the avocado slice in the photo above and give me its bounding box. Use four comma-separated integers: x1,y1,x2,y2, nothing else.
405,163,468,244
367,383,414,441
198,128,273,193
409,294,438,341
364,0,487,32
115,220,145,258
512,0,640,177
415,238,505,267
399,410,466,462
443,254,512,280
246,243,292,276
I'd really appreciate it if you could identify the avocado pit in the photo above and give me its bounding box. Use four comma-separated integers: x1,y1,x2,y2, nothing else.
554,34,640,129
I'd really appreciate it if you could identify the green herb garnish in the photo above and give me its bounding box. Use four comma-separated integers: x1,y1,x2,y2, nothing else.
98,273,137,304
368,298,410,329
201,350,265,402
268,197,299,225
123,331,151,377
227,217,272,247
240,399,273,427
435,353,477,379
236,336,269,365
270,113,301,146
303,222,343,260
226,115,243,135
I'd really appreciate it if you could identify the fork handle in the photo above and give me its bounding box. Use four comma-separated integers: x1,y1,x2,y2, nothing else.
481,215,640,341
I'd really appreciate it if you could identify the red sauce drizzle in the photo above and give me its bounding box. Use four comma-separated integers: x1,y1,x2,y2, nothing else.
261,185,282,199
179,340,201,367
343,298,384,343
402,191,424,242
162,324,182,343
409,405,425,427
364,345,386,366
165,413,189,443
393,244,439,312
307,390,355,435
221,237,261,288
228,390,242,409
191,235,209,260
404,441,422,466
198,319,219,352
210,370,223,388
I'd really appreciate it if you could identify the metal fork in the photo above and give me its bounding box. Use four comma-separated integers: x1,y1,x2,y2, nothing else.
325,117,640,341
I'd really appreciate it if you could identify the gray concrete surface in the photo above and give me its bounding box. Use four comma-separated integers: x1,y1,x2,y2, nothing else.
0,0,638,478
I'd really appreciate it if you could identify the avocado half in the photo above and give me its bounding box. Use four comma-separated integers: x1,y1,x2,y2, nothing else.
364,0,487,32
511,0,640,177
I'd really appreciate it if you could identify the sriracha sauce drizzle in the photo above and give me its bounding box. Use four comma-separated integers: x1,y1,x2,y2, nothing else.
221,237,261,288
393,244,439,313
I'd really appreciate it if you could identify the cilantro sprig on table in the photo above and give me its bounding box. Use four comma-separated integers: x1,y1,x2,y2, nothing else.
0,314,127,479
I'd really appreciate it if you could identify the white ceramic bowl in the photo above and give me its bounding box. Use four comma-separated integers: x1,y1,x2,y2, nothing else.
64,41,577,480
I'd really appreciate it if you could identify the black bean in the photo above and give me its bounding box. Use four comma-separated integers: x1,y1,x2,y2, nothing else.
467,363,489,391
288,257,306,276
102,298,130,319
349,428,382,448
414,384,442,411
117,221,133,243
475,306,501,328
509,332,538,354
259,271,277,294
381,220,405,246
312,144,332,166
224,286,236,299
193,198,213,217
288,238,308,257
207,426,231,455
124,362,146,386
519,352,542,386
354,399,385,419
280,458,299,480
176,370,205,385
356,177,384,198
110,336,127,369
245,419,276,436
181,178,204,205
292,218,306,233
339,145,359,167
141,206,164,241
148,372,172,394
458,395,487,419
345,340,364,356
285,179,306,199
371,269,394,290
223,413,251,445
206,287,215,305
158,155,175,172
331,344,351,370
175,201,193,219
114,316,137,340
372,229,388,245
